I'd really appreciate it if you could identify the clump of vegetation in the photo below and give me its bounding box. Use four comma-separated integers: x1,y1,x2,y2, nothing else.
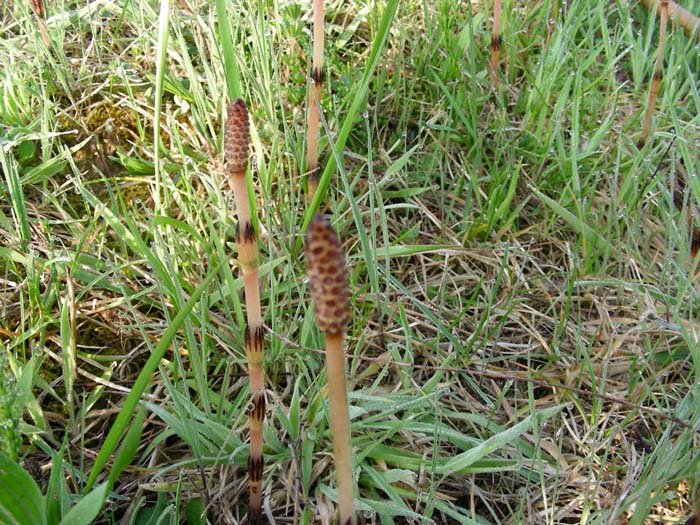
1,0,700,523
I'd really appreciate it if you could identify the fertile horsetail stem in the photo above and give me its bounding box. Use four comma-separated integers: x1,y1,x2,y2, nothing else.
305,215,355,525
306,0,325,201
641,0,669,145
225,99,266,523
490,0,503,83
640,0,700,44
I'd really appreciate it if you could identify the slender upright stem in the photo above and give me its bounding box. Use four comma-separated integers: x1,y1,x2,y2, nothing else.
641,0,668,145
305,215,355,525
306,0,325,201
640,0,700,44
324,333,356,525
490,0,503,84
225,99,265,523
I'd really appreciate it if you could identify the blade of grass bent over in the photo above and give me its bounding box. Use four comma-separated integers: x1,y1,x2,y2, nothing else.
436,404,567,475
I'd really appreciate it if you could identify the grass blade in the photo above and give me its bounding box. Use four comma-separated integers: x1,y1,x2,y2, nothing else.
437,404,567,475
0,452,46,525
84,263,222,490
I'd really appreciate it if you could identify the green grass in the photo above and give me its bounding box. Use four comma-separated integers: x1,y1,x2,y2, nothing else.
2,0,700,523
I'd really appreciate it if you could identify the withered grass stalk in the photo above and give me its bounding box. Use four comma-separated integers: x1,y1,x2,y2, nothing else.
641,0,669,145
306,0,325,201
225,99,266,523
305,215,356,525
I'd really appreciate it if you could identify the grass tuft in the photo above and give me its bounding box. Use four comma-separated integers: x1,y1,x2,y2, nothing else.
1,0,700,523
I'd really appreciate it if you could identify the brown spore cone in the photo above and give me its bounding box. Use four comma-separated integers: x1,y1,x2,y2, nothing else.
305,214,351,336
225,98,250,174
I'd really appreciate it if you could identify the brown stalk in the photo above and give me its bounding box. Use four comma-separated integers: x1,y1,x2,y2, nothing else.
306,0,325,202
641,0,700,43
641,0,669,145
305,215,356,525
671,165,700,259
225,99,266,523
490,0,503,84
29,0,51,48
